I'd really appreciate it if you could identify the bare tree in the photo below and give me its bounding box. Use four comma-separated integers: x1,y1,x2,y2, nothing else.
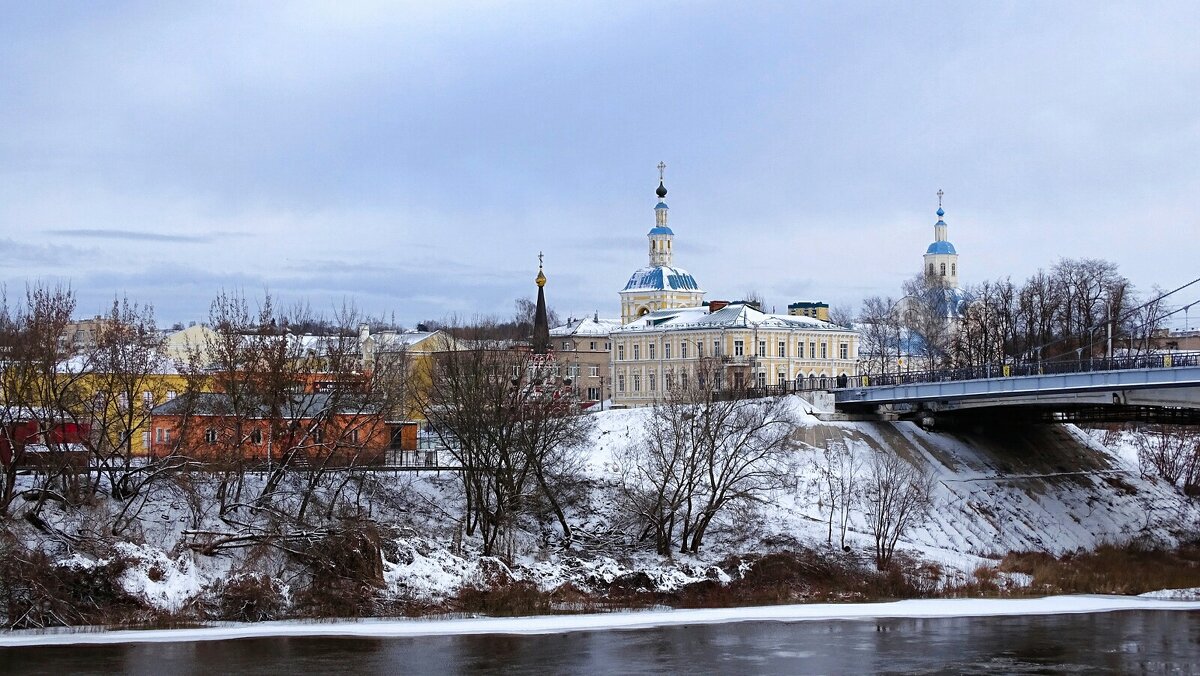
862,451,935,570
814,439,861,550
418,325,591,557
857,296,903,376
617,366,797,555
1134,425,1200,492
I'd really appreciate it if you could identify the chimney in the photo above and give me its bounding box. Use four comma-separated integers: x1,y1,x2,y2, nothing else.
708,300,728,313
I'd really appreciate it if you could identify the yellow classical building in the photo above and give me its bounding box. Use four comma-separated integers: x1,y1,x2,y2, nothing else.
610,302,859,407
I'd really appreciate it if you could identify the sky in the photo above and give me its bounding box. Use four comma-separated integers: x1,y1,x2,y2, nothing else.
2,1,1199,330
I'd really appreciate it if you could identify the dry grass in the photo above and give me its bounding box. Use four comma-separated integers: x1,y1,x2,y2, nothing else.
997,543,1200,595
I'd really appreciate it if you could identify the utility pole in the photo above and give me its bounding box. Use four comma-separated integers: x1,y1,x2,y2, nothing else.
1106,295,1113,362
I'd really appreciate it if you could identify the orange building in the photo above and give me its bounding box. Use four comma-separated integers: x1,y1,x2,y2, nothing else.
147,392,416,466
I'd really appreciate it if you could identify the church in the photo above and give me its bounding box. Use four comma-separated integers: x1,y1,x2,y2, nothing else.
609,166,860,407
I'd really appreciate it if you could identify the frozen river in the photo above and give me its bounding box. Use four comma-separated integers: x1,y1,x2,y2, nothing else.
2,603,1199,674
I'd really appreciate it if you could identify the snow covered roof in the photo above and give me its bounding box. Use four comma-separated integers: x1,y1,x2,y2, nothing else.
550,316,622,338
612,303,853,335
367,330,442,352
621,265,702,292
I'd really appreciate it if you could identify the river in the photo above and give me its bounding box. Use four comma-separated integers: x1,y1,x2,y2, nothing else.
2,610,1198,674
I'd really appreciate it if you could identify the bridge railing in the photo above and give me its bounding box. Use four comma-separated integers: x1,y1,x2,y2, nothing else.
847,351,1200,391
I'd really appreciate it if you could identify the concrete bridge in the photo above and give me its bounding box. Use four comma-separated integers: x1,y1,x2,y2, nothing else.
833,352,1200,424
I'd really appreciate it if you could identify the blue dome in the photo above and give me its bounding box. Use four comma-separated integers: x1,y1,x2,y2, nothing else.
622,265,701,292
936,207,945,217
926,241,957,255
655,201,669,210
648,225,674,236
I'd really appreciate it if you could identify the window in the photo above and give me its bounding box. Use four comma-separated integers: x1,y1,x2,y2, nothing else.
590,341,597,350
940,262,946,276
757,372,766,387
605,342,611,350
142,391,153,407
839,343,849,360
757,340,766,357
350,429,360,444
680,341,688,359
734,340,744,356
664,343,671,359
680,372,688,389
250,429,263,444
617,374,626,392
648,370,656,392
809,342,816,359
798,342,805,359
778,372,786,386
633,344,640,360
952,263,956,276
734,372,744,389
311,427,324,444
587,387,600,400
928,263,935,275
778,341,786,357
155,427,165,443
618,345,625,361
142,431,150,450
166,390,176,400
204,428,218,444
589,365,599,377
713,340,720,356
665,372,673,390
562,341,571,351
633,374,641,392
820,342,828,359
648,343,656,360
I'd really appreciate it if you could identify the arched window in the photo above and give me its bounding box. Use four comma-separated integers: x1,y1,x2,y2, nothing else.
928,264,935,275
951,263,956,276
940,263,946,276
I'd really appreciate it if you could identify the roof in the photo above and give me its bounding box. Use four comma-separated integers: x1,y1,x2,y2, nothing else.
621,265,703,292
926,240,957,255
550,316,622,338
611,303,854,335
151,391,375,418
648,225,674,236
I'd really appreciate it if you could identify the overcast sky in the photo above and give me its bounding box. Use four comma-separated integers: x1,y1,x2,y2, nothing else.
2,1,1198,329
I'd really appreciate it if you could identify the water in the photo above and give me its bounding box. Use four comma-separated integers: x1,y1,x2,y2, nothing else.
2,611,1198,675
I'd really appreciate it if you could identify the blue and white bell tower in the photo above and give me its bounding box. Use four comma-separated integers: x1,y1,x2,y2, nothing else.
923,189,960,288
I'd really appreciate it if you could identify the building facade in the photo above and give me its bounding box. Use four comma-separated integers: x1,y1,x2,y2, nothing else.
549,314,620,406
610,302,859,407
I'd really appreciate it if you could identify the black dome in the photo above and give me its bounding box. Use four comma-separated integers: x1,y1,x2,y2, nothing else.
656,181,668,198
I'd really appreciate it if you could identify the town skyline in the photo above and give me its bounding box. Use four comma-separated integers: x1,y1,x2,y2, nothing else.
2,2,1198,327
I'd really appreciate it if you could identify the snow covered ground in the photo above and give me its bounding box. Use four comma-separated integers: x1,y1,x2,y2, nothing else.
2,595,1197,647
8,398,1199,620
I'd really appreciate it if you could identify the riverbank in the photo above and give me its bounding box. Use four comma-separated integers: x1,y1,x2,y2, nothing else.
3,594,1199,647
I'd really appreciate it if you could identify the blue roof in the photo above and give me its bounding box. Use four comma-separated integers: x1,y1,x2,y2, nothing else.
926,240,957,254
648,225,674,236
655,201,669,210
622,265,701,292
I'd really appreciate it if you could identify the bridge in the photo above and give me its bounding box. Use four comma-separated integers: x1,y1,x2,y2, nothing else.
832,352,1200,424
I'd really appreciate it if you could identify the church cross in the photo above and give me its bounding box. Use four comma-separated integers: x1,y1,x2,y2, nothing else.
538,251,543,269
937,189,944,208
658,161,666,182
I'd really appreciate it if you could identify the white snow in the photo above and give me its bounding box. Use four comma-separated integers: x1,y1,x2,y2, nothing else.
2,595,1197,647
